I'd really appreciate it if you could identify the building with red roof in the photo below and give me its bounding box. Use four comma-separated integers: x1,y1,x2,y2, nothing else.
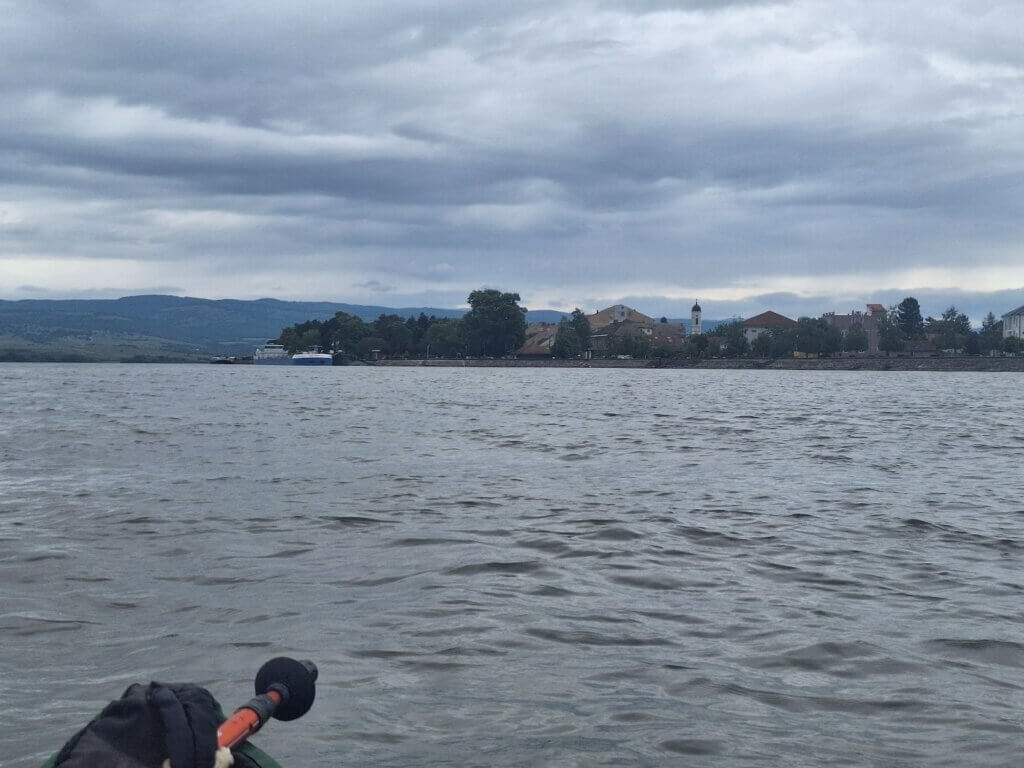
742,311,797,343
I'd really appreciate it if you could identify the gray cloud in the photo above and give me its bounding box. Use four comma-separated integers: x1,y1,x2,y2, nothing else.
354,280,396,293
2,1,1024,316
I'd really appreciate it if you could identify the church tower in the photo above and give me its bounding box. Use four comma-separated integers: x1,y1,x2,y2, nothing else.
691,300,702,335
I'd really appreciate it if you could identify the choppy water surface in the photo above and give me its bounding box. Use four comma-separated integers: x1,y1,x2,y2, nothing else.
2,365,1023,767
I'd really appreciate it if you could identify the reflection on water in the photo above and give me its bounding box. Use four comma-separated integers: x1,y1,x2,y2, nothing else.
2,365,1023,767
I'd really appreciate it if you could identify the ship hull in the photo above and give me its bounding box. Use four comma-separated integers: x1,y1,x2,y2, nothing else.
291,354,333,366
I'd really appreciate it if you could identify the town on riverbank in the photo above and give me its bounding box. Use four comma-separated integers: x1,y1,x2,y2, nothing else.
268,289,1024,368
5,289,1022,366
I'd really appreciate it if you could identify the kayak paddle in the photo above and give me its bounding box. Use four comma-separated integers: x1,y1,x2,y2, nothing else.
217,657,318,749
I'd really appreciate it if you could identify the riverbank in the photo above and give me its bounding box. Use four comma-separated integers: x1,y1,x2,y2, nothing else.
375,356,1024,371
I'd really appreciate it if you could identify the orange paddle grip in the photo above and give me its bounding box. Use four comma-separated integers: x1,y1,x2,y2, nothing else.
217,690,282,749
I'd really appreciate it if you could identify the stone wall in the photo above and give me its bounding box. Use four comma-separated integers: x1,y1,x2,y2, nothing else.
372,356,1024,371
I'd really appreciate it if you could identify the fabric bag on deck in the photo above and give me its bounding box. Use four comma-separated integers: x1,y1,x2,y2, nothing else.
43,681,279,768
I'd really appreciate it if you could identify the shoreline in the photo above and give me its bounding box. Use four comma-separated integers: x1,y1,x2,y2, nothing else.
2,356,1022,371
373,357,1024,372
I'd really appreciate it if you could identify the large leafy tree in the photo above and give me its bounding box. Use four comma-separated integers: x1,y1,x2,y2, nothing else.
896,297,924,339
685,334,709,359
926,305,971,351
279,320,328,353
844,323,869,352
462,289,527,357
552,308,592,359
822,323,843,357
570,308,591,350
711,320,749,357
795,318,841,357
552,318,583,358
879,310,905,355
356,335,388,358
751,331,773,358
771,328,797,358
423,318,464,357
373,314,413,354
980,312,1003,354
750,329,795,358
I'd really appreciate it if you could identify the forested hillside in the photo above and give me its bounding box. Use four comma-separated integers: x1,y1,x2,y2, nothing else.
0,295,562,361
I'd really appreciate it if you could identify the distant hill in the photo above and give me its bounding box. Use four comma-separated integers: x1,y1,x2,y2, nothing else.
0,295,567,361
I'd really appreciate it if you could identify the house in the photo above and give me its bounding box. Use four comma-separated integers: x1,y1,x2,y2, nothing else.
588,320,653,356
589,304,653,331
1002,305,1024,339
651,317,688,353
515,322,558,358
821,303,887,353
742,311,797,343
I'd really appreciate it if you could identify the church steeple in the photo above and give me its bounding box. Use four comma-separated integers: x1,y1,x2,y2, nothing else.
691,300,702,335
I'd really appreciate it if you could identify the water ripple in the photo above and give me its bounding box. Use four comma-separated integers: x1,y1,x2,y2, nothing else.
3,366,1024,767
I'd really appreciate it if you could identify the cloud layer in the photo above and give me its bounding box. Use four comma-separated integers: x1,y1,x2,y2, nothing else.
2,0,1023,320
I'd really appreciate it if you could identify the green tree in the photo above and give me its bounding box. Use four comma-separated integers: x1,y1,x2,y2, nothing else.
896,297,924,339
570,308,591,352
423,318,464,357
926,305,971,352
773,328,797,358
299,328,321,351
277,326,301,354
946,306,971,336
462,289,527,357
552,318,583,358
412,312,431,348
711,320,748,357
608,332,653,359
278,322,327,353
373,314,412,355
844,323,868,352
878,311,904,356
685,334,709,359
324,312,369,355
751,331,773,358
823,324,842,357
980,312,1003,354
964,331,981,356
356,335,388,358
795,317,840,356
1004,336,1022,355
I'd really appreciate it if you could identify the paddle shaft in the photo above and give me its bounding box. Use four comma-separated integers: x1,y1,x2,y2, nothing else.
218,688,284,749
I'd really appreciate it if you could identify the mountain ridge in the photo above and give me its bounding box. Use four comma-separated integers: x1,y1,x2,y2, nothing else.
0,294,568,360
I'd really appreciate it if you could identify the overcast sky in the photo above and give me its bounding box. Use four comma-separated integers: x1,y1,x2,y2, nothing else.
2,0,1023,321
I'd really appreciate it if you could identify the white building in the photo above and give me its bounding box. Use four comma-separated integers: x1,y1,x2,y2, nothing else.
1003,305,1024,339
691,301,702,335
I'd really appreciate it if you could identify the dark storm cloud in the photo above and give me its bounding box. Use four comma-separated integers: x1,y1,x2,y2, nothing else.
2,1,1024,309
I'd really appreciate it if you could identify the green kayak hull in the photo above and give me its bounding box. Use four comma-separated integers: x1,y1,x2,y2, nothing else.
42,742,282,768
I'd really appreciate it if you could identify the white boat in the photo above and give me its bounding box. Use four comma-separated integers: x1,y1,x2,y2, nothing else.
253,342,291,365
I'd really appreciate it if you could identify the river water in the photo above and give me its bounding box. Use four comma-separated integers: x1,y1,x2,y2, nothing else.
2,364,1023,767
